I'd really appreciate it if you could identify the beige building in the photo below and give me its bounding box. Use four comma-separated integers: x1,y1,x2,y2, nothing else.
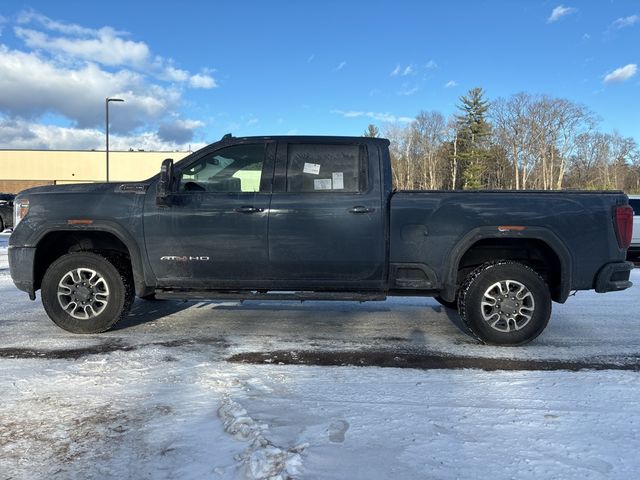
0,150,192,193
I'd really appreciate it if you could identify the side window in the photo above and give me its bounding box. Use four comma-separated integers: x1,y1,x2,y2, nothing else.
286,144,365,193
180,144,265,193
629,199,640,216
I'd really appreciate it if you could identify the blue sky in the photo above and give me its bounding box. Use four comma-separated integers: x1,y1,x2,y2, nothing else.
0,0,638,150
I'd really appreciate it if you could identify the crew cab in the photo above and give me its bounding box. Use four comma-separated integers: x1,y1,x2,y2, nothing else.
8,135,634,345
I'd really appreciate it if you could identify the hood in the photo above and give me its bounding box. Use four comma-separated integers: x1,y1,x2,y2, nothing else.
17,182,150,197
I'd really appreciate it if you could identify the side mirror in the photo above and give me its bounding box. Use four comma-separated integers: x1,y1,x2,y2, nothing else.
156,158,174,205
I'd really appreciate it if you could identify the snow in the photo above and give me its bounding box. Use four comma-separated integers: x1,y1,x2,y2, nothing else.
1,231,640,479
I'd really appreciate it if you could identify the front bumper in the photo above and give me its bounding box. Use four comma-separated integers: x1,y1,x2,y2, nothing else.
594,261,633,293
8,246,36,300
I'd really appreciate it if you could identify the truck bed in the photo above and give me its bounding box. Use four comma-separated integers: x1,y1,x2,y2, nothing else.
389,189,628,296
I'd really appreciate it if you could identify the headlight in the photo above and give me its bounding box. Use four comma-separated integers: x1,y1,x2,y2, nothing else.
14,198,29,227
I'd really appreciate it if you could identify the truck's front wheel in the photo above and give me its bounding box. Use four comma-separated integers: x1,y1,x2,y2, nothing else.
457,261,551,346
41,252,134,333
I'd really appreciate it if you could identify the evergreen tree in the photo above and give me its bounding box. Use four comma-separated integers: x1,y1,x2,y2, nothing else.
455,87,492,189
363,124,380,138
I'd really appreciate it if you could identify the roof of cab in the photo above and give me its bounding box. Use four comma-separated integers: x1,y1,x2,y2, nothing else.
217,133,390,145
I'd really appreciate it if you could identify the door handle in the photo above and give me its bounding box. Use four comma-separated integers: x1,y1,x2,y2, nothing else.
348,206,374,214
235,206,264,214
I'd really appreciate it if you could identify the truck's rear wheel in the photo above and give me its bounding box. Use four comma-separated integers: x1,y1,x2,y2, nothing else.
457,261,551,346
41,252,134,333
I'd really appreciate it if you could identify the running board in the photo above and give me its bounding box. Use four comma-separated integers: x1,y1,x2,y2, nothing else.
154,290,386,302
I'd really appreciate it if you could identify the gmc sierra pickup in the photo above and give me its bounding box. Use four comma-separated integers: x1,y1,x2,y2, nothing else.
8,135,635,345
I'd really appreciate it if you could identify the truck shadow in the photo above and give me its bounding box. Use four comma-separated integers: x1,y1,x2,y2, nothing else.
195,298,449,314
114,299,192,330
439,305,474,337
115,297,473,344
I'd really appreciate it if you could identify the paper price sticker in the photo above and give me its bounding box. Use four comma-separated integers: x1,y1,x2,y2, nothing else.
332,172,344,190
314,179,332,190
303,163,321,175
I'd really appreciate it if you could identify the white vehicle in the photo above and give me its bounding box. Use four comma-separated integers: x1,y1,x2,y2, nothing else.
629,195,640,259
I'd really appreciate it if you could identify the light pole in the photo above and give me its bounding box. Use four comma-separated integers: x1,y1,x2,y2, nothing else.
105,97,124,182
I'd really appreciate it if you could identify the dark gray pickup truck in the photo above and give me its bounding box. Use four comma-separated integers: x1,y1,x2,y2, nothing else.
8,135,634,345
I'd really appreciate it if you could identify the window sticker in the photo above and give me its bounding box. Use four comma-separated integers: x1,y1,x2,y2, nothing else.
332,172,344,190
313,178,332,190
303,162,321,175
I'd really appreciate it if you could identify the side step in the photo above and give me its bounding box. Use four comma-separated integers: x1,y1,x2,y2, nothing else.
154,290,386,302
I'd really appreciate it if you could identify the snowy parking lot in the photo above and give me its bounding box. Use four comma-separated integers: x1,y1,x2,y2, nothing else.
1,231,639,479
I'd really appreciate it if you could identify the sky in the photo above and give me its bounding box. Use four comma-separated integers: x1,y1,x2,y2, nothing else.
0,0,638,151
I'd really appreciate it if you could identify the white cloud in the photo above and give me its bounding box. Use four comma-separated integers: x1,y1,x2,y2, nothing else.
13,11,216,88
444,80,458,88
0,45,179,131
307,54,315,63
17,10,98,36
547,5,577,23
603,63,637,84
189,73,217,89
611,15,639,29
335,61,347,71
0,10,222,151
425,60,438,69
0,15,6,36
331,109,413,123
0,117,204,150
15,26,150,68
163,66,190,83
391,64,416,77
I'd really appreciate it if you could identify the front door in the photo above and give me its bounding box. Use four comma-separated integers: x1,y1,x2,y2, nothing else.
143,142,275,288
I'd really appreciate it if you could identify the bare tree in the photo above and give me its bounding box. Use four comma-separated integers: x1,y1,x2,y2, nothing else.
491,93,532,189
410,111,446,189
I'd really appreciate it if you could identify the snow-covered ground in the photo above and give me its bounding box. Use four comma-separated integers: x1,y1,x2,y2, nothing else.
1,231,639,479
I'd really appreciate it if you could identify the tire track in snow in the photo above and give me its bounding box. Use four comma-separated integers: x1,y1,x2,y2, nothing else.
229,349,640,371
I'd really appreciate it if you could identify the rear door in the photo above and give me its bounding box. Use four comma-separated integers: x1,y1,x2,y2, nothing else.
267,141,386,291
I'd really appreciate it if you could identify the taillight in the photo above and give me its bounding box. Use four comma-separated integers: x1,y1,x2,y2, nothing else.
614,205,633,249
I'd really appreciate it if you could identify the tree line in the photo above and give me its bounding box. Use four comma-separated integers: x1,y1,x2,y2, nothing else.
364,88,640,193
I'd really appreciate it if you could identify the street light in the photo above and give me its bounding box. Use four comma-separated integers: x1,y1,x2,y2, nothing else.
105,97,124,182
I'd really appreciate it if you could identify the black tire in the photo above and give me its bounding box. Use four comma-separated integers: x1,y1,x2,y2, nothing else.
41,252,134,333
434,295,458,310
458,261,551,346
